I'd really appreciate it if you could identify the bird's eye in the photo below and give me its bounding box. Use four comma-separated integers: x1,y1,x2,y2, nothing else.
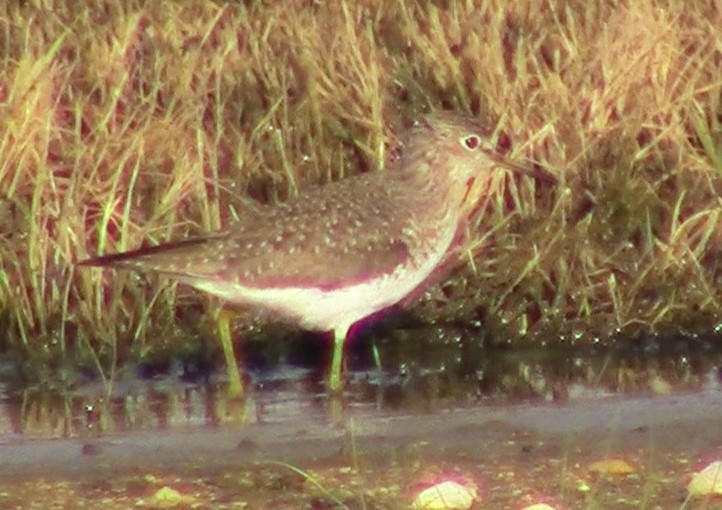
461,134,481,151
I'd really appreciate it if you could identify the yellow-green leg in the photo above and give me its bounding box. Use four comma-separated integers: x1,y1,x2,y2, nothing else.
216,309,244,399
328,325,350,393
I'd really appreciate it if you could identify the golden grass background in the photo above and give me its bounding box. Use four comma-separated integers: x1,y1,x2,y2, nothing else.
1,0,721,376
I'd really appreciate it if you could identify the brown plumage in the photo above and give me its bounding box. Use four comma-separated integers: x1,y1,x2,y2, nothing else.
79,111,555,394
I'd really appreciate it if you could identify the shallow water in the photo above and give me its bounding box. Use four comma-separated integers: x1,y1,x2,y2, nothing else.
1,333,721,508
1,332,721,439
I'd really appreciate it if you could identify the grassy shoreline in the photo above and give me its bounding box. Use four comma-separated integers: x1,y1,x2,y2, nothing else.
1,0,721,381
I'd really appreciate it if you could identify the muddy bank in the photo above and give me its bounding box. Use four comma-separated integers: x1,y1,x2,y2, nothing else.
2,389,721,481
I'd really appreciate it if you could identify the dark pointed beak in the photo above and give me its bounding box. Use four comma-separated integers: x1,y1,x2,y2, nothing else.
489,153,559,185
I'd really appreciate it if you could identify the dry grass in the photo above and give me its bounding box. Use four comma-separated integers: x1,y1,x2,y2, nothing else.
1,0,721,378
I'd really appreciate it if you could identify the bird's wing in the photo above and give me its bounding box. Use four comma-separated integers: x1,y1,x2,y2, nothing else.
80,175,415,290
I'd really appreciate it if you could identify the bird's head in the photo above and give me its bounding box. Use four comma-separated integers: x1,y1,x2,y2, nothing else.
397,112,556,216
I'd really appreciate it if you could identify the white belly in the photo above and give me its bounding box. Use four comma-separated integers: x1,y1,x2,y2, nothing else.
191,224,456,332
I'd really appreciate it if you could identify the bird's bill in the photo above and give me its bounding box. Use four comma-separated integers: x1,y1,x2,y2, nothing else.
489,153,558,185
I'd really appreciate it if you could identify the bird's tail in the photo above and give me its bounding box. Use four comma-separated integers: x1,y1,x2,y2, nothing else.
77,237,210,269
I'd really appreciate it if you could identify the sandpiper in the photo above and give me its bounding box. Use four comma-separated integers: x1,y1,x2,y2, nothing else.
79,112,554,397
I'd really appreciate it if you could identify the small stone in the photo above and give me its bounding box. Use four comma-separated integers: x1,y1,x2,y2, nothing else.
589,458,636,475
412,481,477,510
144,486,194,508
688,460,722,497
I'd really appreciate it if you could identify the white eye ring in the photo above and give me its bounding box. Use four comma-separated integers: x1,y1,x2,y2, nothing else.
460,134,481,151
